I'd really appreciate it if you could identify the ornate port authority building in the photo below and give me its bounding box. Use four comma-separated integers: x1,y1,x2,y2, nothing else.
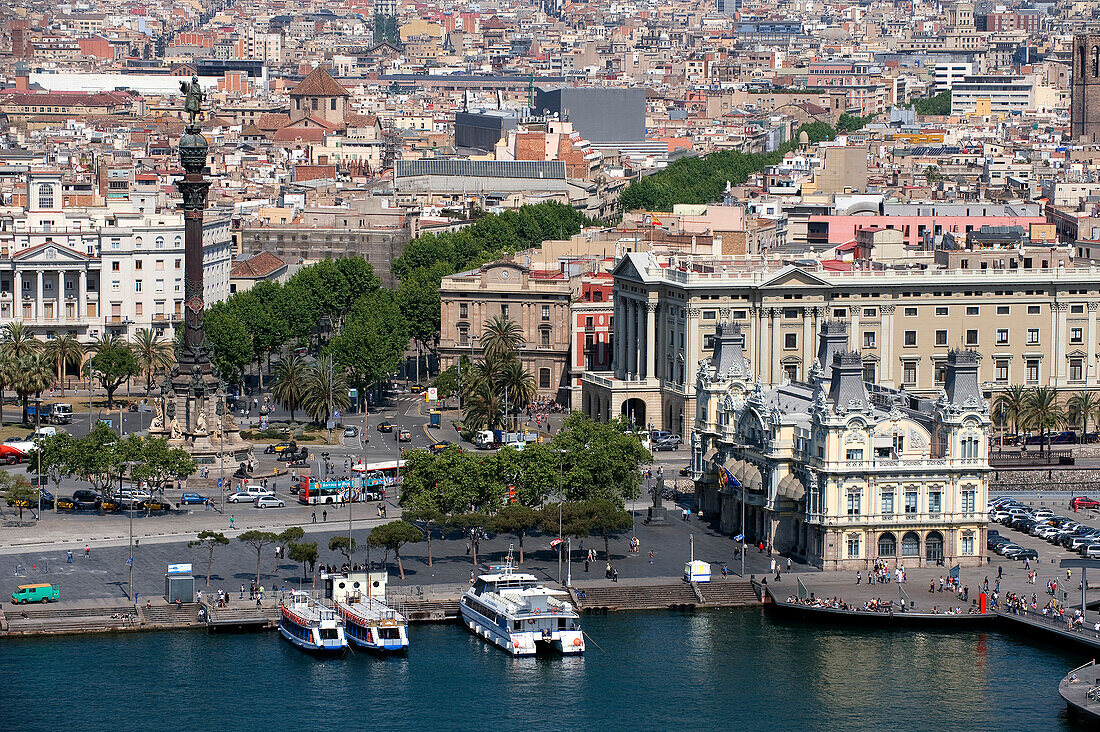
693,321,990,570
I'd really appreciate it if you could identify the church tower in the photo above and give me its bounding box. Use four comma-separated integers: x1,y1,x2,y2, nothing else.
1071,34,1100,142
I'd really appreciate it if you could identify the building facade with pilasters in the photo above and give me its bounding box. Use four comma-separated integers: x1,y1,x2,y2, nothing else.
579,252,1100,435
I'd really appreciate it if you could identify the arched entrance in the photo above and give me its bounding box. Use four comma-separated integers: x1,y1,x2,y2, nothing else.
901,531,920,558
878,532,897,558
622,398,646,428
925,531,944,562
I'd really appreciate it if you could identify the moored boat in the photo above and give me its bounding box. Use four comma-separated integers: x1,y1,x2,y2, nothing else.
460,549,585,656
279,590,347,655
335,595,409,652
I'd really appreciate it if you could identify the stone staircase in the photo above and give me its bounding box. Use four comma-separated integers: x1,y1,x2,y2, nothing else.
4,603,139,635
202,603,276,629
697,581,760,607
142,603,201,626
574,582,700,612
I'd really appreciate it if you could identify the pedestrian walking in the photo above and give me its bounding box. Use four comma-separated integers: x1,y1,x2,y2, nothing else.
240,585,245,599
84,544,90,559
584,557,590,572
770,558,776,575
311,512,317,524
998,565,1003,579
649,550,655,564
322,510,327,522
786,557,792,573
67,550,73,564
856,570,861,585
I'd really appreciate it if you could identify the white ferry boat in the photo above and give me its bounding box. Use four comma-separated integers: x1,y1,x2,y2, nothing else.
335,595,409,653
460,552,585,656
279,590,347,655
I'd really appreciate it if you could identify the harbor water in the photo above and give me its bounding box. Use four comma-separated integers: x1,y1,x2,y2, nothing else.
0,609,1085,731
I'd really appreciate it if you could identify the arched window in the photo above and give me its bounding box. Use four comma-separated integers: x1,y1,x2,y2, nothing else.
878,532,897,557
1093,46,1099,78
901,531,921,557
155,236,165,249
38,183,54,209
925,531,944,561
1082,46,1087,77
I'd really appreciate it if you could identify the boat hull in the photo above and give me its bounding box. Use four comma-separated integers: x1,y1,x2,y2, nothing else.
460,603,584,656
346,631,408,653
278,623,347,655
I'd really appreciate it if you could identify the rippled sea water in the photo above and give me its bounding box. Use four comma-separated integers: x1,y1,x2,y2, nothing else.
0,609,1086,731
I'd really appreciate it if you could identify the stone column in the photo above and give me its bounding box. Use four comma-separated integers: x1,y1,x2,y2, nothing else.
754,306,766,378
685,307,701,388
801,307,811,380
1089,302,1098,385
14,271,22,318
759,307,771,385
645,300,657,379
769,308,778,384
614,298,625,379
629,299,639,379
1054,302,1068,385
881,304,896,386
36,270,43,322
78,269,87,320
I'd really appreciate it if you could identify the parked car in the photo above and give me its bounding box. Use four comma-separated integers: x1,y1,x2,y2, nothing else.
254,495,286,509
69,489,101,510
6,488,54,509
55,497,76,511
653,437,680,452
280,447,307,462
1005,547,1039,561
1072,496,1100,511
180,493,209,505
227,487,274,503
263,441,297,455
377,422,395,433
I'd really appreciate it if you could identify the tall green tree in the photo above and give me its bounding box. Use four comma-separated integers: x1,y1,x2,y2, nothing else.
1067,391,1100,438
328,535,357,565
288,540,319,587
2,472,38,525
238,530,279,586
27,432,74,508
188,530,229,587
403,503,445,567
481,315,525,360
66,422,118,497
490,503,540,563
42,334,84,396
2,321,40,360
551,413,650,505
367,520,423,579
328,291,409,398
88,337,138,409
204,303,253,389
0,346,17,425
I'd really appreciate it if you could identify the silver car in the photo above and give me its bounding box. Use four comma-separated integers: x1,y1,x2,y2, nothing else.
254,495,286,509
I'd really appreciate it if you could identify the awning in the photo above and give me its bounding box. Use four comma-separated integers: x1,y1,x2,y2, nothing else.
720,458,763,493
703,446,718,464
776,473,806,501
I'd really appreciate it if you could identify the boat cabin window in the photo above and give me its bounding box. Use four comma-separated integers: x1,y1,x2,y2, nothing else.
558,618,566,629
319,628,340,640
473,579,488,594
513,620,523,631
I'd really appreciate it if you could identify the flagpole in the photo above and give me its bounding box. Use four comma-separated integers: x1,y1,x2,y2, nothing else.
740,477,745,578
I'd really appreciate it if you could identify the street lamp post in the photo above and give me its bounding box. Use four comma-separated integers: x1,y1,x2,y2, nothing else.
216,385,226,513
34,398,41,518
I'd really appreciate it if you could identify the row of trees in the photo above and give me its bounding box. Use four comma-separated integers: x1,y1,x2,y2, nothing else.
0,322,174,420
912,91,952,117
994,386,1100,450
29,423,196,508
399,413,650,562
617,121,836,212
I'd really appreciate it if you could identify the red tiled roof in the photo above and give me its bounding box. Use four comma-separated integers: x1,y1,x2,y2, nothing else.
272,127,325,142
231,251,287,279
289,66,349,97
345,113,380,128
256,112,290,131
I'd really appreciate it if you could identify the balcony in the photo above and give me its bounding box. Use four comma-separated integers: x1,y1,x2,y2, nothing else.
806,511,985,528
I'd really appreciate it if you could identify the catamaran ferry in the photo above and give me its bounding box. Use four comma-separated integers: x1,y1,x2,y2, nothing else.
460,551,585,656
279,591,347,655
335,595,409,653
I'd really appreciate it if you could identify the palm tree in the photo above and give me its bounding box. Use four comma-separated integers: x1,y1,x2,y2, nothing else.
481,315,524,360
271,353,310,422
303,355,350,425
89,332,125,355
3,321,40,357
1021,386,1066,454
130,328,174,397
0,346,14,426
994,385,1028,440
463,381,504,431
43,335,84,396
1067,391,1100,442
497,356,536,429
16,353,55,424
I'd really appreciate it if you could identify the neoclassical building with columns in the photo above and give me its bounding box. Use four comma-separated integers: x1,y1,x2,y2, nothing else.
0,170,233,350
693,321,991,570
580,251,1100,435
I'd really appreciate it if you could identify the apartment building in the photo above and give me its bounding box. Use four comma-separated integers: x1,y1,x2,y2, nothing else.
0,171,232,342
579,252,1100,436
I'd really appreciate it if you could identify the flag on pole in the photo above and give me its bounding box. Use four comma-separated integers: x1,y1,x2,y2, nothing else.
733,534,744,542
550,538,563,549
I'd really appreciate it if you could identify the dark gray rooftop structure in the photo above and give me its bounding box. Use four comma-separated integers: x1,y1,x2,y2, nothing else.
533,86,645,143
395,159,566,180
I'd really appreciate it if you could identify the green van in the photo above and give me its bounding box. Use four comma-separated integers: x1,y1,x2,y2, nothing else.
11,584,59,604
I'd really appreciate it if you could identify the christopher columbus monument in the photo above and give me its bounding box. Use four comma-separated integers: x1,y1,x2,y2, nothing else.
147,78,251,466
